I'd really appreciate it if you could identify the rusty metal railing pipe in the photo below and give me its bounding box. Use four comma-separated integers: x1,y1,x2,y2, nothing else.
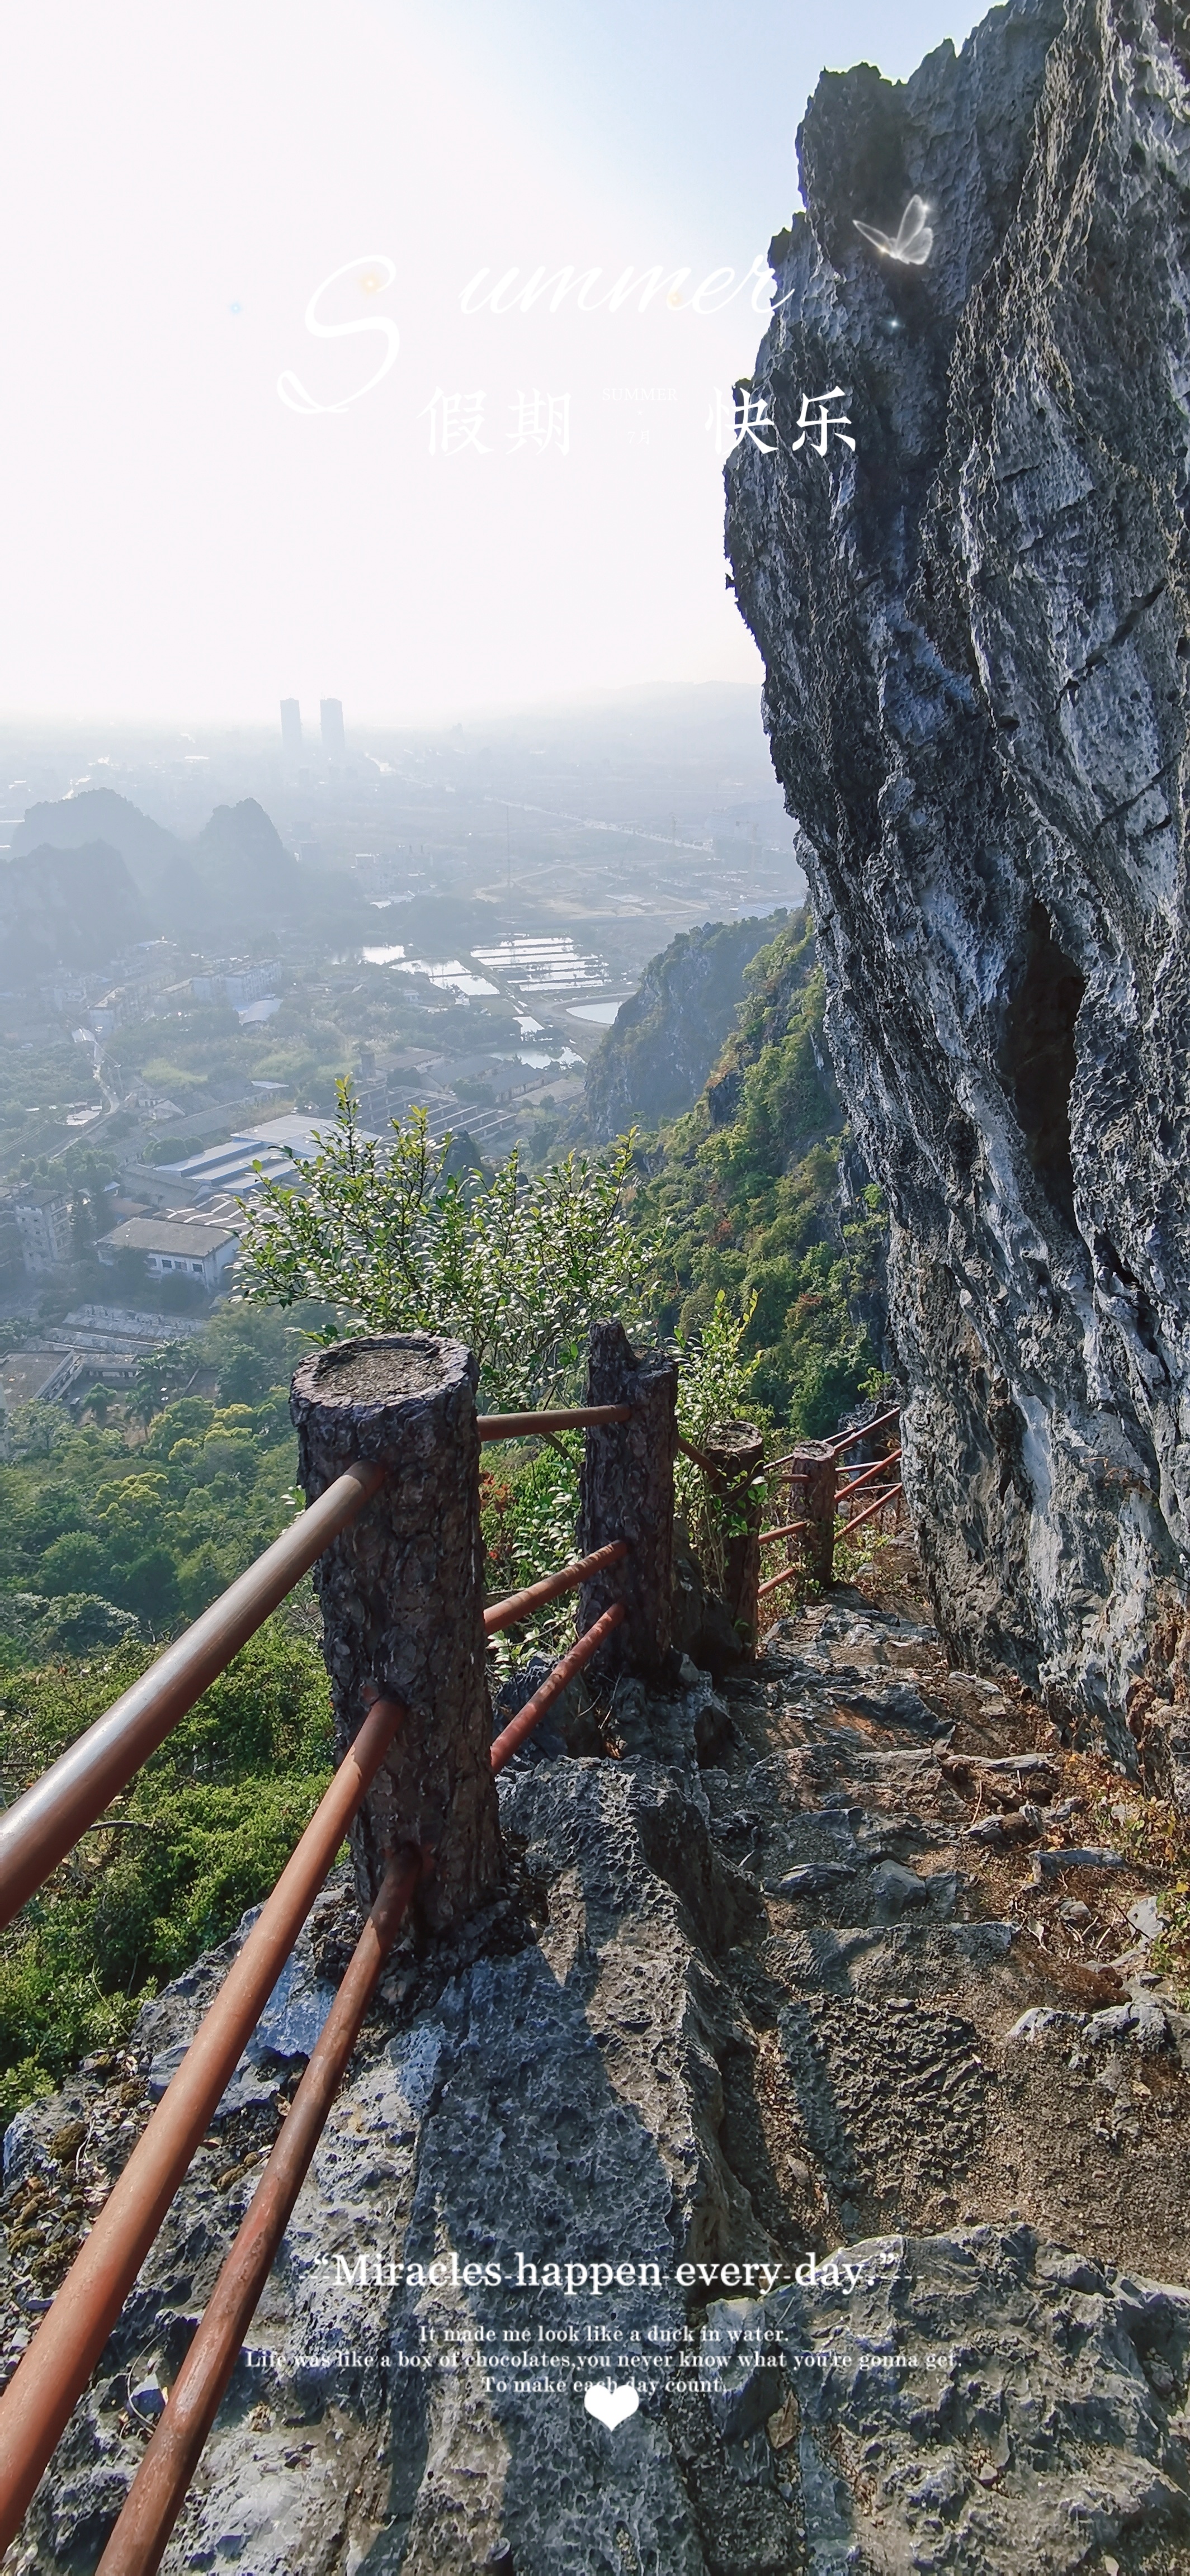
490,1602,626,1772
757,1557,806,1602
766,1414,899,1479
837,1447,902,1498
759,1518,809,1549
0,1693,407,2559
0,1461,386,1930
675,1432,724,1478
828,1408,900,1458
843,1481,904,1537
93,1848,424,2576
483,1540,630,1633
476,1405,631,1442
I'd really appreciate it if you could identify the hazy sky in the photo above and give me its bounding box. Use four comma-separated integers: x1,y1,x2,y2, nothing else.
0,1,987,727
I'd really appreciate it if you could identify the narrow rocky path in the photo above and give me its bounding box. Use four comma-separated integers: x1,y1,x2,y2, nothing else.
6,1543,1190,2574
716,1541,1190,2285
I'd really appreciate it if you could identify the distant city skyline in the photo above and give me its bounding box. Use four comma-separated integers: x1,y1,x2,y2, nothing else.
0,1,988,724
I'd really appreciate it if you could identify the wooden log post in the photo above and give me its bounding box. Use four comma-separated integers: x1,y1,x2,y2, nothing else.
290,1333,501,1931
578,1320,677,1684
701,1420,765,1655
788,1440,838,1585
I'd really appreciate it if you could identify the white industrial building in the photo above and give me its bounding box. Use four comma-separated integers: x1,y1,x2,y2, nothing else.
122,1112,374,1209
97,1210,239,1292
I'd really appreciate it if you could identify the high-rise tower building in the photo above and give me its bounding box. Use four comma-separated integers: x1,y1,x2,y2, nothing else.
320,698,346,760
280,699,303,758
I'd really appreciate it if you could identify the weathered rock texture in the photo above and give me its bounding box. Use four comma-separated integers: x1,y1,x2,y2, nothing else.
575,913,790,1143
291,1334,502,1929
8,1585,1190,2571
725,0,1190,1753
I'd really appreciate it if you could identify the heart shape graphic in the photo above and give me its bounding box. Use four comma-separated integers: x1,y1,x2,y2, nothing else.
584,2382,640,2430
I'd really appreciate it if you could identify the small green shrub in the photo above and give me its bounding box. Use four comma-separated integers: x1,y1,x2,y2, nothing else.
0,1623,334,2147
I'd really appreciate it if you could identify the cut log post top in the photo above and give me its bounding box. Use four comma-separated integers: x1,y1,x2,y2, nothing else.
290,1334,501,1930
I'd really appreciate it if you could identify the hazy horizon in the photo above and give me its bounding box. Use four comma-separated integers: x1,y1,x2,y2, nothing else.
2,2,987,727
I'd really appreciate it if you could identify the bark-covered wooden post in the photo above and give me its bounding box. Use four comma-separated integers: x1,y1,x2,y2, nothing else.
290,1333,501,1931
788,1440,838,1585
578,1320,677,1683
701,1420,765,1654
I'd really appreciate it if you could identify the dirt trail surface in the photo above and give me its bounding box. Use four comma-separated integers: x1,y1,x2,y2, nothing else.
4,1544,1190,2572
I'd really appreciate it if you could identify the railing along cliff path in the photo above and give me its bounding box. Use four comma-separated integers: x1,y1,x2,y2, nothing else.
0,1325,900,2571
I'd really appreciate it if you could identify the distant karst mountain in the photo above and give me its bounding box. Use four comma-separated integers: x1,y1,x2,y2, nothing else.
191,799,300,908
10,789,203,931
6,789,302,953
0,840,147,979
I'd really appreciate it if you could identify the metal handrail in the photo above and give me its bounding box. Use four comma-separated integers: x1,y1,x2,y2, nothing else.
837,1447,902,1499
489,1602,626,1770
0,1417,631,1926
829,1408,900,1457
759,1518,809,1549
843,1481,904,1537
0,1694,407,2556
676,1432,725,1477
478,1405,631,1441
97,1586,627,2575
767,1422,896,1484
92,1849,424,2576
483,1540,630,1633
0,1374,703,2551
757,1556,805,1602
0,1461,386,1931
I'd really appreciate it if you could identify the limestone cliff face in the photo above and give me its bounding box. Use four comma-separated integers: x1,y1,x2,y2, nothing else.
726,0,1190,1753
577,912,790,1143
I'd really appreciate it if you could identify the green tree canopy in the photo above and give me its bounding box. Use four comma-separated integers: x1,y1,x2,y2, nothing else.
235,1086,665,1412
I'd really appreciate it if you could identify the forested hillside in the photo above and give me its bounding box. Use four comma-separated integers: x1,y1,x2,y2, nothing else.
0,1305,319,1662
636,910,890,1433
577,910,788,1142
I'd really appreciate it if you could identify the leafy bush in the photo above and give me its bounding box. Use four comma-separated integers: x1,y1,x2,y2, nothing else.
673,1290,767,1600
38,1531,108,1594
0,1624,334,2144
480,1443,585,1671
33,1595,141,1656
237,1086,666,1412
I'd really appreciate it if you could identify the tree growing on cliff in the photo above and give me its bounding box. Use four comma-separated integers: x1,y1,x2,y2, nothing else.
234,1084,666,1413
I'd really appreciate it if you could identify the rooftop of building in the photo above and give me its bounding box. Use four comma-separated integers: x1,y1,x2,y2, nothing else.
98,1215,239,1257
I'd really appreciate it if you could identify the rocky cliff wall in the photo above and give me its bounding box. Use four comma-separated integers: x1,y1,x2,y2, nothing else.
726,0,1190,1759
577,912,790,1143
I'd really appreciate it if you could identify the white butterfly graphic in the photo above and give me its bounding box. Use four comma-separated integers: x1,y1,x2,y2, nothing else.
852,195,933,265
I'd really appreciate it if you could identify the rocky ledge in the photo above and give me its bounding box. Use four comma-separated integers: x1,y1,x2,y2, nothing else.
4,1563,1190,2573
